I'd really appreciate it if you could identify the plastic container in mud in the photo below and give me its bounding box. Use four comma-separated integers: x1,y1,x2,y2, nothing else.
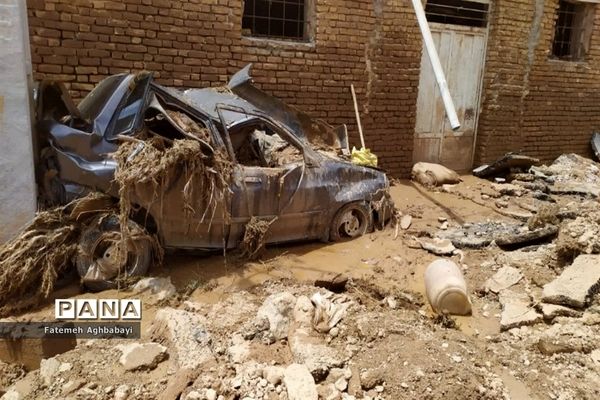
424,259,472,315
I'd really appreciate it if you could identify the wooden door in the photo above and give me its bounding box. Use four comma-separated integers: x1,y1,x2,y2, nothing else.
413,23,487,171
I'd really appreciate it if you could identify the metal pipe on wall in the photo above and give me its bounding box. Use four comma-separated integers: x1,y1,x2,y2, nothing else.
411,0,461,131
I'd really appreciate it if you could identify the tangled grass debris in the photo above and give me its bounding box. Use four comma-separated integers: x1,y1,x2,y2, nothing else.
113,136,233,231
113,135,233,263
240,217,278,260
0,194,116,315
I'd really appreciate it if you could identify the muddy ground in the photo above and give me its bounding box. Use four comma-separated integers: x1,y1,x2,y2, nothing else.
1,175,600,400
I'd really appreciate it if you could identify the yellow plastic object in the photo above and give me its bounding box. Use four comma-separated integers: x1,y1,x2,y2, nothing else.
351,147,378,167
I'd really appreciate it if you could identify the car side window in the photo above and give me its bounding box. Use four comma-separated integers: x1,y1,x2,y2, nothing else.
229,121,303,168
78,75,126,123
110,74,152,137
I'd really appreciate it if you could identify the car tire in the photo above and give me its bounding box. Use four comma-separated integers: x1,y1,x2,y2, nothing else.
330,202,372,242
76,214,152,292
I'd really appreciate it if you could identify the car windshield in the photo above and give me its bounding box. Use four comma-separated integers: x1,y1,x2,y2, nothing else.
78,75,127,121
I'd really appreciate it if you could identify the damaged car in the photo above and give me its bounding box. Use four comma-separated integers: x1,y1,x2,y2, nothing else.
35,64,394,289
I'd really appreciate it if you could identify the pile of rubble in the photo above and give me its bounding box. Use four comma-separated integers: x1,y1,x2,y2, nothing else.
2,152,600,400
1,278,516,400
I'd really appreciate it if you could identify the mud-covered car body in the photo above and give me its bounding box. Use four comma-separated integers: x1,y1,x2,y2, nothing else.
36,65,393,250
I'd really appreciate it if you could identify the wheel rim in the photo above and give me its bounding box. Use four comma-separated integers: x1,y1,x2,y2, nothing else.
83,235,136,282
339,209,365,238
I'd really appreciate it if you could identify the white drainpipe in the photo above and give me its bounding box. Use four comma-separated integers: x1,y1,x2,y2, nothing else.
411,0,461,131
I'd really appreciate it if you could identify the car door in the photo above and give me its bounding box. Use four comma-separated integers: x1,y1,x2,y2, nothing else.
127,87,230,250
222,114,327,246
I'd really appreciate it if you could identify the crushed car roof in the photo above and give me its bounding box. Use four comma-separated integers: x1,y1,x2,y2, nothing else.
180,64,333,147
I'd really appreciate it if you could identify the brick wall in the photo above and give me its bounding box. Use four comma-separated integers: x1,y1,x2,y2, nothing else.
476,0,600,165
25,0,422,177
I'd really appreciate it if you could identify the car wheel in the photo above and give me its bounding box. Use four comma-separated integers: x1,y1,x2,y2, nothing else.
330,202,372,241
76,214,152,291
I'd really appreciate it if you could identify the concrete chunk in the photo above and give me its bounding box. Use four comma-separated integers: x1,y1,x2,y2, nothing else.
542,255,600,308
499,290,542,331
537,323,596,355
539,304,582,321
485,266,523,294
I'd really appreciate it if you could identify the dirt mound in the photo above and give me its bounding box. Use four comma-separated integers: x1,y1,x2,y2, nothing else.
556,210,600,265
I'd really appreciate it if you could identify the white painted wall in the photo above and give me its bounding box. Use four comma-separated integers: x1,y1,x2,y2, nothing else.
0,0,36,243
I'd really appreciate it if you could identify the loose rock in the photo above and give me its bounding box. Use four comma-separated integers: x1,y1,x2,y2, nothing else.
132,276,177,303
39,357,61,387
289,327,345,379
114,384,130,400
359,368,384,390
255,292,296,340
417,237,456,256
149,308,215,370
262,365,285,385
117,342,167,371
283,364,318,400
400,215,412,230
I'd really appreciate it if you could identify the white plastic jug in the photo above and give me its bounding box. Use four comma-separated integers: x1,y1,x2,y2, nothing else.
424,259,472,315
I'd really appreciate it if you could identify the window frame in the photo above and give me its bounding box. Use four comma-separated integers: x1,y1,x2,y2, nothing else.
551,0,596,62
241,0,315,43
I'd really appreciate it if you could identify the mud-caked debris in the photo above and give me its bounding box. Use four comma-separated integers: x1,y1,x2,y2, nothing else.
0,194,116,314
0,361,25,394
528,203,560,231
240,217,278,260
473,153,539,178
494,224,558,249
438,221,522,249
556,211,600,261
